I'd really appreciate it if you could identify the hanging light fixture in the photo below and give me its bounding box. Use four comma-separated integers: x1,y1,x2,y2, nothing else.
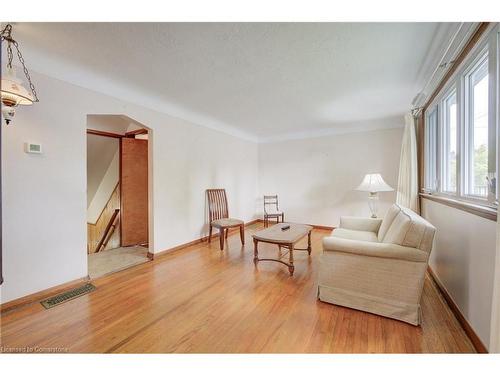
1,24,39,125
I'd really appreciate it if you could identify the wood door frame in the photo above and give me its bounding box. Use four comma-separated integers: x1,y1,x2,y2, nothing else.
87,129,123,139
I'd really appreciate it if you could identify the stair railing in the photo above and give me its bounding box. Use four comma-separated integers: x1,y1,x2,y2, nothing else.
95,209,120,253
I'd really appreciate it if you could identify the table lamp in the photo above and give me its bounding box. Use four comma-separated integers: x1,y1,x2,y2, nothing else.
356,173,394,218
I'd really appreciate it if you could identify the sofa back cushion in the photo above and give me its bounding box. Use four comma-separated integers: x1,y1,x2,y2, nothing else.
381,204,436,253
377,204,401,242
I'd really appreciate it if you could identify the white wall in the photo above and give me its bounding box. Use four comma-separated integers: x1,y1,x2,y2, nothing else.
87,150,119,224
86,135,119,207
491,211,500,352
0,71,258,303
258,127,403,226
421,199,497,350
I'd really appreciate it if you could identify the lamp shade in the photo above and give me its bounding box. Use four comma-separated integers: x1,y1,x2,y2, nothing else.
1,67,34,107
356,173,394,193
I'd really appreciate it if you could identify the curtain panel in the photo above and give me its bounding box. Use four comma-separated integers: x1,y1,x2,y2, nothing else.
396,113,419,213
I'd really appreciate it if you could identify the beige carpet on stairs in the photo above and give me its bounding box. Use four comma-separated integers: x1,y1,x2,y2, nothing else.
88,246,149,279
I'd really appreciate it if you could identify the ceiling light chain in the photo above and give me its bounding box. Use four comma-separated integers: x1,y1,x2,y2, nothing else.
6,39,14,68
1,24,39,102
1,23,39,125
12,40,39,102
1,24,15,68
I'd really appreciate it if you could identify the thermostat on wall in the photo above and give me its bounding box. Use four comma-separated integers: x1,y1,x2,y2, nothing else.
24,142,42,154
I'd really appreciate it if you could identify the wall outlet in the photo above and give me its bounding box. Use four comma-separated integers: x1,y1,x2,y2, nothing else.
24,143,42,154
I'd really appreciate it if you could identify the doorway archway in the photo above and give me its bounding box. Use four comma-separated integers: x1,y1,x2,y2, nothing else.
86,114,153,279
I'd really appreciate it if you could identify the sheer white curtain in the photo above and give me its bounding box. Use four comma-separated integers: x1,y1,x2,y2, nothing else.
396,113,419,213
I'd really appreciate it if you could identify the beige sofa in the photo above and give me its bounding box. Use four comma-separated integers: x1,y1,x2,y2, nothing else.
318,204,436,325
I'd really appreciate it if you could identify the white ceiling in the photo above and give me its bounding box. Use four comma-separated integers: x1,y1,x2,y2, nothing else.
13,23,460,141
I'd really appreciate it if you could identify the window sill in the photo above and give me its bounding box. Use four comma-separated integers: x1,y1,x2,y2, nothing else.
420,193,497,222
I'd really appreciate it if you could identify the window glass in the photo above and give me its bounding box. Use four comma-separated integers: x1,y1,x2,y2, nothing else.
466,58,489,197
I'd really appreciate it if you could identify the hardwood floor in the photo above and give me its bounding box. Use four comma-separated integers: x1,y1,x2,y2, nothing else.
0,223,475,353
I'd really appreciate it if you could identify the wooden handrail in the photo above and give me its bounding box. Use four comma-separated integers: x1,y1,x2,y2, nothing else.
96,209,120,253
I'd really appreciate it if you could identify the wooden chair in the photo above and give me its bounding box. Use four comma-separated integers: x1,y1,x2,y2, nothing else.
206,189,245,250
263,195,284,228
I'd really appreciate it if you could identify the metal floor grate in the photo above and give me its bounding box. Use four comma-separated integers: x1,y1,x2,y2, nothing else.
40,283,96,309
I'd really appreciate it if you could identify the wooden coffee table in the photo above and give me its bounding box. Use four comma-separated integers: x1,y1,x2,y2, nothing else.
252,223,313,276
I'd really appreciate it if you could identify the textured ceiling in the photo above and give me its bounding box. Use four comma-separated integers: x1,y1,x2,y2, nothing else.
14,23,451,141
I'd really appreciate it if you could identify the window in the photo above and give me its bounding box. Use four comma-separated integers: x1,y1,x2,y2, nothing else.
423,26,498,208
424,107,438,191
464,55,489,197
441,90,457,193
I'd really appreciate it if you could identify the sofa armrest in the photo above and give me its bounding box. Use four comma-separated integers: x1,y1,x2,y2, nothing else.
339,216,382,233
322,236,428,263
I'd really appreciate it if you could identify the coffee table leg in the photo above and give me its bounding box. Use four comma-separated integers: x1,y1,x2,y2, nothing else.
307,231,312,255
288,243,294,276
253,238,259,263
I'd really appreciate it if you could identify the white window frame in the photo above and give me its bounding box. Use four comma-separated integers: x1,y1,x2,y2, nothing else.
424,23,498,208
462,49,489,200
424,106,438,192
440,87,458,195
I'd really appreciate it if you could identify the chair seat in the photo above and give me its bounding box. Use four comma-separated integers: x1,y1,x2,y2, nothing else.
332,228,378,242
264,211,283,217
211,218,244,228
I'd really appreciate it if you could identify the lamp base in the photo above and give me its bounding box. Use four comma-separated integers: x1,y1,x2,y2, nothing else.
368,192,379,218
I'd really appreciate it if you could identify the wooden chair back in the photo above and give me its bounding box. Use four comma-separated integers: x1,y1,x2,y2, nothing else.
206,189,229,223
263,195,279,214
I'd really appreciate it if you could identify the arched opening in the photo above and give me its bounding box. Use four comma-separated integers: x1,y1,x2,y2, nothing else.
86,114,152,279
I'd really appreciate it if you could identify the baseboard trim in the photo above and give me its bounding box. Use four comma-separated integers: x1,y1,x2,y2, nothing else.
254,219,335,231
1,276,91,314
2,219,333,312
147,219,334,260
310,224,335,231
148,219,260,260
427,266,488,353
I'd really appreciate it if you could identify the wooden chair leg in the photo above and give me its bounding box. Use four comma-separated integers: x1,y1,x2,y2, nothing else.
239,224,245,245
225,228,228,239
208,225,213,243
219,228,225,250
282,213,284,223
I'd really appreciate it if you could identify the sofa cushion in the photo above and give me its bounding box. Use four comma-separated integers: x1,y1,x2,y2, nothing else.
377,204,401,242
333,228,378,243
382,211,412,245
400,207,436,252
381,206,436,252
